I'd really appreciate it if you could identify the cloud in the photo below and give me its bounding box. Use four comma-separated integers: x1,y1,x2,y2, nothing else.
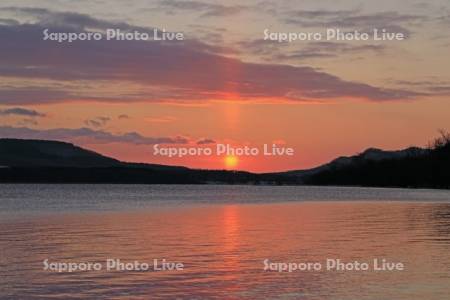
84,116,110,128
437,14,450,25
0,126,190,145
197,138,216,145
0,107,46,117
187,24,227,45
0,8,421,103
237,38,290,57
0,18,19,26
17,118,38,126
394,79,450,95
282,10,424,37
241,40,386,61
278,43,385,61
156,0,247,17
0,87,73,105
2,6,155,32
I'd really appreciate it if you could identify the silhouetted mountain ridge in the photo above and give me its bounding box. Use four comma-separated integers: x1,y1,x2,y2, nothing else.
274,146,427,181
0,137,448,188
293,142,449,188
0,138,120,167
0,138,187,171
0,138,290,184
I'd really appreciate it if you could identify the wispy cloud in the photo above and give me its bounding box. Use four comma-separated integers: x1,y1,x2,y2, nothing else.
2,6,156,32
0,8,422,103
17,118,38,126
282,9,425,37
84,116,110,128
0,107,46,117
393,79,450,95
196,138,216,145
240,40,386,61
0,126,190,145
156,0,247,18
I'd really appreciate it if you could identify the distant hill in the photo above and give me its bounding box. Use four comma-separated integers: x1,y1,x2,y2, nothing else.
278,147,428,182
0,138,291,184
281,138,449,189
0,138,121,168
0,138,188,171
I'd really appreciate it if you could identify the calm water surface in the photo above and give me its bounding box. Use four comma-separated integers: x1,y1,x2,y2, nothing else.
0,185,449,299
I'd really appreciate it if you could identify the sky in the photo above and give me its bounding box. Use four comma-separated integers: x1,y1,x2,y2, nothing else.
0,0,449,172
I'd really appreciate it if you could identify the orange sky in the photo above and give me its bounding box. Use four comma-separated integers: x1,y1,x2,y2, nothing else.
1,97,445,172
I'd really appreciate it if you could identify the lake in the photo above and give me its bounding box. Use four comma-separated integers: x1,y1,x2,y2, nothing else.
1,185,450,299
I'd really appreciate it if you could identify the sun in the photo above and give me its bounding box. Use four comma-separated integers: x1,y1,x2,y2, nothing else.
224,155,239,169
